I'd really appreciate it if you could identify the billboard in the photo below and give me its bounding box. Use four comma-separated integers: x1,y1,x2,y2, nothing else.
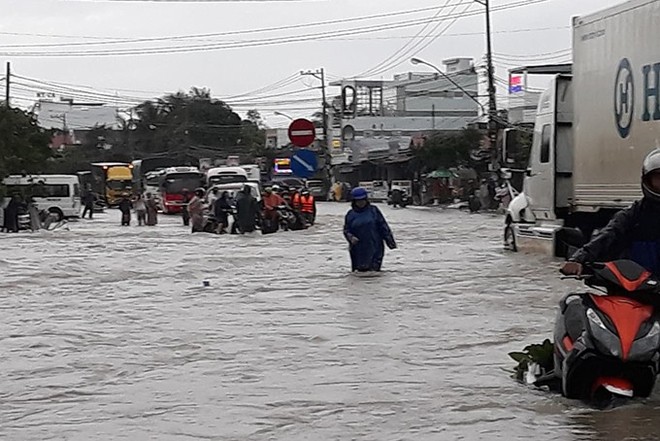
273,158,292,175
509,75,523,94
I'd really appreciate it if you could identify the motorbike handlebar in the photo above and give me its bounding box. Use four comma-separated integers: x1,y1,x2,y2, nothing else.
559,262,605,279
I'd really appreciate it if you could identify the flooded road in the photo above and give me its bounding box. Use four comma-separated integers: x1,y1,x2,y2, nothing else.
1,203,659,440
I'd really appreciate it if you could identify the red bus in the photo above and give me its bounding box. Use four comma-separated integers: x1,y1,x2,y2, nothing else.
159,166,205,214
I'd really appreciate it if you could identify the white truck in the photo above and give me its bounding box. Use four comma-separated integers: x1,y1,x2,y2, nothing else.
505,0,660,256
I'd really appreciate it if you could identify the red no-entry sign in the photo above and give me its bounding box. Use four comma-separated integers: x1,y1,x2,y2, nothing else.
288,118,316,147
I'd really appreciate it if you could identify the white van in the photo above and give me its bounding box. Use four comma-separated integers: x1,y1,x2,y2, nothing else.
3,174,81,220
206,167,248,186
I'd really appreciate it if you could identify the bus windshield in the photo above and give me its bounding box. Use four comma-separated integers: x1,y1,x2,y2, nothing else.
146,175,161,186
107,180,131,191
162,173,202,193
209,175,247,185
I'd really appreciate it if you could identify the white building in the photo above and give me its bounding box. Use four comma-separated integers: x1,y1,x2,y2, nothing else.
33,100,120,131
265,128,290,150
329,58,480,165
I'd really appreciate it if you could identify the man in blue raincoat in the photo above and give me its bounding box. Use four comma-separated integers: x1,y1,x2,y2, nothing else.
343,187,397,272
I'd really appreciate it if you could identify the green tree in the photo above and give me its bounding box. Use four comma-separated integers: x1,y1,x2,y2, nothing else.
0,106,52,178
129,88,243,160
414,128,482,172
239,109,266,160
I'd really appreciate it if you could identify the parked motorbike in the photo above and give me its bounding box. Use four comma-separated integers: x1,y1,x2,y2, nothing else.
532,260,660,405
387,186,410,208
202,214,220,234
260,206,280,235
18,213,31,230
277,204,308,231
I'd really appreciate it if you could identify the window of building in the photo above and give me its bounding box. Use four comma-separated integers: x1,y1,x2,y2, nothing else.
540,124,551,163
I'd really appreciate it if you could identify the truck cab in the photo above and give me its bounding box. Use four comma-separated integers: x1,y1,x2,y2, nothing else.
505,0,660,257
505,75,576,255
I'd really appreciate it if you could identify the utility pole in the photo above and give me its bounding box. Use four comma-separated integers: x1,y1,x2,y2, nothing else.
300,68,328,155
484,0,498,152
5,62,10,108
471,0,499,165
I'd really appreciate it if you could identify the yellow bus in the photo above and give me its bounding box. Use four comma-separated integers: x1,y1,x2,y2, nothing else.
90,162,133,206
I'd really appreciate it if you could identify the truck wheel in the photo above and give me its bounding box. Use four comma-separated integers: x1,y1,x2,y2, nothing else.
49,208,64,222
504,223,517,252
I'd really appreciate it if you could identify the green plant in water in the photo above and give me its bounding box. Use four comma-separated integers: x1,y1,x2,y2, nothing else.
509,339,554,382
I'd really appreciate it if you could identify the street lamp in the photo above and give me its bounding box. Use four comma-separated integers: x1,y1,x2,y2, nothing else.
273,111,294,121
410,57,486,115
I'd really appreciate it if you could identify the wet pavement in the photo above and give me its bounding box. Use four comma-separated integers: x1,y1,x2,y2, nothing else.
1,203,659,440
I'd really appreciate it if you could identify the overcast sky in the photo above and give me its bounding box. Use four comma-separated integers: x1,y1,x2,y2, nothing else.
0,0,624,126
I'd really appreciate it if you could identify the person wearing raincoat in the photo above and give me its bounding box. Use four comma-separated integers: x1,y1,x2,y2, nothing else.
145,193,158,226
188,188,206,233
27,197,40,231
235,185,259,234
343,187,397,272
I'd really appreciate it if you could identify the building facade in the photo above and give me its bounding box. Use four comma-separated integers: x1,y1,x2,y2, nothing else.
329,58,481,183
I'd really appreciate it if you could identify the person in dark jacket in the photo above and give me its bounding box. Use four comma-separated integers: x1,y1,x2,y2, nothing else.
235,185,259,234
3,194,21,233
82,191,95,219
343,187,397,272
181,189,191,226
214,191,232,234
563,149,660,276
118,197,132,226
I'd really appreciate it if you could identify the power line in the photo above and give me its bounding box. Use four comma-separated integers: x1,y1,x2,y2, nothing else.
360,3,473,75
75,0,309,2
353,0,553,79
221,73,300,100
12,76,152,103
14,71,317,106
0,0,554,57
0,24,570,46
357,0,458,78
0,4,450,49
494,48,571,60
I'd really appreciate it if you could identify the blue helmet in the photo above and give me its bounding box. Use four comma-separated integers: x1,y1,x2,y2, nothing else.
351,187,369,200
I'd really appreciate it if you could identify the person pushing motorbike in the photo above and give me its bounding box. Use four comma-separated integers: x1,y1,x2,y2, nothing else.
235,185,259,233
262,186,285,223
562,149,660,276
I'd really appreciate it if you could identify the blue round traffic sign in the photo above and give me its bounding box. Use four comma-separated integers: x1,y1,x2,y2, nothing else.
291,149,318,179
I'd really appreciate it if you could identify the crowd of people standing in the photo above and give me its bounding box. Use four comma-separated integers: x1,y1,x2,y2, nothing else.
116,192,159,227
2,182,401,273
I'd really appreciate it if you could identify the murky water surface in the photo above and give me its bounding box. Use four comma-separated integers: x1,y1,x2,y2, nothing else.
1,203,658,440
